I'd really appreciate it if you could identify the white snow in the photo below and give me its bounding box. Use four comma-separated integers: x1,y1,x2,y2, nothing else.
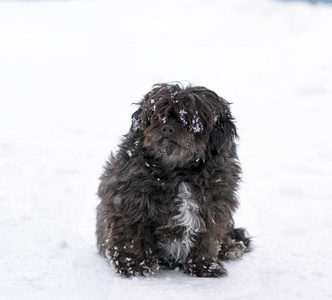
0,0,332,299
179,109,188,126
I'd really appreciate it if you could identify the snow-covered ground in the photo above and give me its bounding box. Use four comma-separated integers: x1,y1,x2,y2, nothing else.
0,0,331,299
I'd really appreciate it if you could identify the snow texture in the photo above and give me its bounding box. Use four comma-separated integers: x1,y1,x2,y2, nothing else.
0,0,332,299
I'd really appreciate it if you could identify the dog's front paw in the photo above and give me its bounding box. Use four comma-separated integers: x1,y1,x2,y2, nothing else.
183,259,227,278
114,257,160,277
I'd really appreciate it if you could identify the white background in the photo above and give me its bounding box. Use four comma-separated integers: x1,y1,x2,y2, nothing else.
0,0,331,299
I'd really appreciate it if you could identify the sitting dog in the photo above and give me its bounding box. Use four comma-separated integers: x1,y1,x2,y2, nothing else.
96,83,250,277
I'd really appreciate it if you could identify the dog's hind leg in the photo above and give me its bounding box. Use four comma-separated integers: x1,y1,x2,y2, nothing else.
219,221,251,261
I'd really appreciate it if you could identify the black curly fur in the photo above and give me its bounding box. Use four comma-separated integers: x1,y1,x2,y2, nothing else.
96,83,250,277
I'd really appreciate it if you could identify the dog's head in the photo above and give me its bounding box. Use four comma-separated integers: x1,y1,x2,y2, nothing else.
131,83,237,166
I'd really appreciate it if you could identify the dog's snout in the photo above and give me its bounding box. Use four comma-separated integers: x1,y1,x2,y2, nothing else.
162,123,175,137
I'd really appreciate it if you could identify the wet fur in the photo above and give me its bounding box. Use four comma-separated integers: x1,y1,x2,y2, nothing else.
96,83,250,277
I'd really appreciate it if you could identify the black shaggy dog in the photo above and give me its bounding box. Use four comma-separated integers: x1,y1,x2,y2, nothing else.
96,83,250,277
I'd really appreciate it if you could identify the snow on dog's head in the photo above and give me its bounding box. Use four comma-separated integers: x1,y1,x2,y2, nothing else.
130,82,238,166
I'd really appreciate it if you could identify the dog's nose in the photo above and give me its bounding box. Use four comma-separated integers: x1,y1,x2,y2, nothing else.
161,124,175,137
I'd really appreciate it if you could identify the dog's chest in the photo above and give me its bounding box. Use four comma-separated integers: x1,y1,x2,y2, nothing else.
157,182,202,262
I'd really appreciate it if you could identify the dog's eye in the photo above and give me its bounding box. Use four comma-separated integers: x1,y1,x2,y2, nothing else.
167,110,177,120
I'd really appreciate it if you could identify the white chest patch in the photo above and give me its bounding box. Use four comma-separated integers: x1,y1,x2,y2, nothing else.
158,182,202,262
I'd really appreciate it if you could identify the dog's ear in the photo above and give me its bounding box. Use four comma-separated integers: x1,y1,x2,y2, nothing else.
131,108,143,132
210,107,237,154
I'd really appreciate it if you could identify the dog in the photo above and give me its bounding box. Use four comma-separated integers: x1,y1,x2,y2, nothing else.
96,83,250,277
